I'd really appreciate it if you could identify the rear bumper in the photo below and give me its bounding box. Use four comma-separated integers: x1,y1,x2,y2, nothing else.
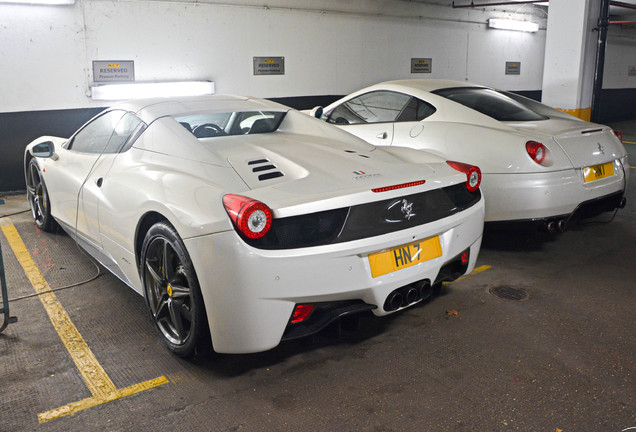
481,158,628,222
487,190,626,232
184,198,484,354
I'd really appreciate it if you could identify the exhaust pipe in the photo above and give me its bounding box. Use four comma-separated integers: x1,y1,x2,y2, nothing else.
385,291,403,312
546,221,557,234
418,282,433,301
405,286,419,304
544,219,567,234
384,280,435,311
557,219,567,232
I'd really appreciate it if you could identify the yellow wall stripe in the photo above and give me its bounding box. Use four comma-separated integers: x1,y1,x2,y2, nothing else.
556,107,591,121
0,219,168,422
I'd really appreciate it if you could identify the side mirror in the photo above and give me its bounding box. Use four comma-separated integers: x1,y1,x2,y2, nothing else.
32,141,56,158
309,106,324,119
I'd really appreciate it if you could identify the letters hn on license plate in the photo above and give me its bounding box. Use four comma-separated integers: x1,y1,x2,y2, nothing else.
583,162,614,183
368,236,442,278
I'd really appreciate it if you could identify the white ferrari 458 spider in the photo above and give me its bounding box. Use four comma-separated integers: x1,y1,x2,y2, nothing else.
310,80,629,232
25,95,484,356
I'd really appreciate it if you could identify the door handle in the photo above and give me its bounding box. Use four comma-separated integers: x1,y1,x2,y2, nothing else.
96,178,103,187
376,132,388,140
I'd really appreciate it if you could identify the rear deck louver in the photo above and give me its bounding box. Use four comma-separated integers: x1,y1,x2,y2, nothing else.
248,158,284,181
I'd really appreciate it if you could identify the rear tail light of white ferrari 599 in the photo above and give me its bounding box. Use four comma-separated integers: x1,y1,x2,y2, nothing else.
614,130,623,144
223,194,273,239
525,141,547,165
446,161,481,192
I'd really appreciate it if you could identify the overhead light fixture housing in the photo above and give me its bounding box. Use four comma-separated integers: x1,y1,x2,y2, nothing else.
1,0,75,4
488,18,539,33
90,80,215,101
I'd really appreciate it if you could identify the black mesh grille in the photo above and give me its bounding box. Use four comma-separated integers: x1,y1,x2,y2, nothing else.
242,184,481,249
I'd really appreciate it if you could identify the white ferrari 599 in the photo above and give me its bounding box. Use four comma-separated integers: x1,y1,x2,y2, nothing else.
25,95,484,357
311,80,629,232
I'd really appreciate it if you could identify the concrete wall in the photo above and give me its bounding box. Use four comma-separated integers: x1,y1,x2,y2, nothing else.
2,0,550,113
1,0,635,192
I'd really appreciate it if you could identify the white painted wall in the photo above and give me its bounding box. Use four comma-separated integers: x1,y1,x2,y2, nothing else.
1,0,630,114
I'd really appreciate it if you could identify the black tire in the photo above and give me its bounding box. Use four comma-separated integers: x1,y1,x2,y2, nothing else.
140,221,210,358
26,158,56,232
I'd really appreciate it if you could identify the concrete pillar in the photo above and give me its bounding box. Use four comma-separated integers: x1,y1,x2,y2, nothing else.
541,0,601,121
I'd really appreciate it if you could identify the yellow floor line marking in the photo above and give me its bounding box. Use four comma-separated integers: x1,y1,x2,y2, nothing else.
0,220,168,423
623,140,635,145
38,376,169,423
443,264,491,285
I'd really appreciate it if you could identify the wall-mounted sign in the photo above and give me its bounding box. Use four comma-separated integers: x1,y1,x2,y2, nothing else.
505,62,521,75
411,58,432,74
253,57,285,75
629,66,636,77
93,61,135,82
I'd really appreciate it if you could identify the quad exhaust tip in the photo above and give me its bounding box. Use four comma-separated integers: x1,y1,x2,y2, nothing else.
383,280,432,312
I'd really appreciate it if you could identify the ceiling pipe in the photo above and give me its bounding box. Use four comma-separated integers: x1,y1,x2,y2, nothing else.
610,1,636,11
452,1,547,8
452,0,636,10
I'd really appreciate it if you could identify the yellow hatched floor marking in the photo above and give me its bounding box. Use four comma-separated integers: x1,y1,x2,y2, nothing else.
0,220,168,423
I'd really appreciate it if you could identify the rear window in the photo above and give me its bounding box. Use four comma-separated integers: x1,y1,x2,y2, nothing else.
433,87,547,122
174,111,287,138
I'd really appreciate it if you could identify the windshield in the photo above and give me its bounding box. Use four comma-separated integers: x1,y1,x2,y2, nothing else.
174,111,287,138
432,87,547,122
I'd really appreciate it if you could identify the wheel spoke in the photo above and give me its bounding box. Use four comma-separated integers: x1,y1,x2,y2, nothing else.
168,300,186,341
155,297,170,320
145,258,164,287
169,283,190,299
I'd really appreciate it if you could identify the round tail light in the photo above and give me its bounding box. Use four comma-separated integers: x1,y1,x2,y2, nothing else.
614,130,623,143
447,161,481,192
526,141,546,164
223,194,273,239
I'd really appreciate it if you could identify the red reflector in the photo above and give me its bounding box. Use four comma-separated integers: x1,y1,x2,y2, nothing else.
291,304,314,324
372,180,425,193
460,250,469,266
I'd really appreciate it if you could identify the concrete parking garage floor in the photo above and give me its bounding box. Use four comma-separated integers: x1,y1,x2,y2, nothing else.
1,122,635,432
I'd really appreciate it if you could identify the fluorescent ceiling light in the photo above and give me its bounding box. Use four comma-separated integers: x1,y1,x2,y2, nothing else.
91,81,215,101
488,18,539,33
1,0,75,4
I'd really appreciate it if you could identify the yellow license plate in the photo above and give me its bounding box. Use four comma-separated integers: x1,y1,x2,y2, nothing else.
583,162,614,183
368,236,442,278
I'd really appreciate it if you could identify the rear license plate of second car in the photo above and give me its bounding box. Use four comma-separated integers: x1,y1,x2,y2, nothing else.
583,162,614,183
368,236,442,278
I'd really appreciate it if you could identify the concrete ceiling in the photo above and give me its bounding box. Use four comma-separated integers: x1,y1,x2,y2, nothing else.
407,0,636,19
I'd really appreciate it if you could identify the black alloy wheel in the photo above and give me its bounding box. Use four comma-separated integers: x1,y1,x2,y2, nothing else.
26,159,55,232
141,221,209,357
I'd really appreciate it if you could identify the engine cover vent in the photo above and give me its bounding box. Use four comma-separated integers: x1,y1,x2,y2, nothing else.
247,158,284,181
